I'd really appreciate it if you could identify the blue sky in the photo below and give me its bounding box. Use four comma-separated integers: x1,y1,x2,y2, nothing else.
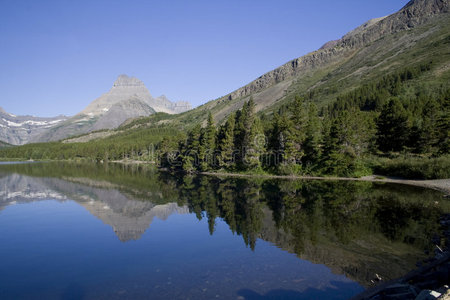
0,0,408,117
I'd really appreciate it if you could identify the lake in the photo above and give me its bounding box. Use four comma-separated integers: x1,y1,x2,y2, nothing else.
0,162,448,300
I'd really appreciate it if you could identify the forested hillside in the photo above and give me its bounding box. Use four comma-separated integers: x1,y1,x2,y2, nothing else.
0,140,11,148
158,63,450,179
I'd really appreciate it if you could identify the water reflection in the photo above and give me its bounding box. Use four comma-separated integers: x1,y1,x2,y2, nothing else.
0,172,188,242
161,173,447,286
0,162,448,288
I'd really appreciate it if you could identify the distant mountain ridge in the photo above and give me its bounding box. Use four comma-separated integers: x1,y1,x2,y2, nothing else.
0,75,192,145
0,107,68,145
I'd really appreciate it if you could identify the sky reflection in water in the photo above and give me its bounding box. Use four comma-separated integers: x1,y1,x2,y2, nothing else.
0,162,447,299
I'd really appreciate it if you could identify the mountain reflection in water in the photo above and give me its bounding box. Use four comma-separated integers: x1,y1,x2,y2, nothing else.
0,162,448,296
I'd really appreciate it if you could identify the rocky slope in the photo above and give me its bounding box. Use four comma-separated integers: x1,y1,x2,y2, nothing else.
224,0,449,103
31,75,191,142
142,0,449,128
0,107,67,145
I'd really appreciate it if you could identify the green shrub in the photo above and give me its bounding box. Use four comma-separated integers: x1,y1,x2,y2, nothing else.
372,155,450,179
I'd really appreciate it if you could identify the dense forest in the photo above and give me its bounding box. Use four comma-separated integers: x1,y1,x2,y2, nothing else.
158,63,449,178
0,63,449,179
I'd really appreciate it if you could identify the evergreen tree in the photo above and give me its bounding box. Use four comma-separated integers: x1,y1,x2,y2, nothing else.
182,124,201,172
233,108,245,165
269,110,297,173
199,112,217,170
198,128,208,171
242,98,256,151
291,95,307,149
437,112,450,155
302,103,321,168
322,122,345,175
243,116,265,170
320,111,368,176
217,113,236,169
240,98,265,170
205,112,216,152
437,88,450,154
376,98,410,152
417,99,440,153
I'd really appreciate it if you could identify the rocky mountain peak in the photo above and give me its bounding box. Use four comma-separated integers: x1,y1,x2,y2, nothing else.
113,74,145,87
404,0,449,15
30,74,191,143
158,95,169,101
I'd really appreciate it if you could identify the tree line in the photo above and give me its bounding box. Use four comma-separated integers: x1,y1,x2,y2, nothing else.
0,64,448,178
159,82,448,177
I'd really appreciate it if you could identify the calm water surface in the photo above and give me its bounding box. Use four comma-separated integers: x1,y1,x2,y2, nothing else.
0,162,448,300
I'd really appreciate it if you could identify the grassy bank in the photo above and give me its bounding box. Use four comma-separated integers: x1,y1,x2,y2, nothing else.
368,156,450,180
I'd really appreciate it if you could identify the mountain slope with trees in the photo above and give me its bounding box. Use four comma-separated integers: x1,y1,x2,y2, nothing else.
0,0,448,179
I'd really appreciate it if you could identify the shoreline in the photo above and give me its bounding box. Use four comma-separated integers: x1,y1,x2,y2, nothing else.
199,171,450,195
1,159,449,194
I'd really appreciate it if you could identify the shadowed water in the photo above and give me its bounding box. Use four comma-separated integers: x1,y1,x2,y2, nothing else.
0,162,448,299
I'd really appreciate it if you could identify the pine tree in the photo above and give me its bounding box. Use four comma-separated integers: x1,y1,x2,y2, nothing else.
243,116,265,170
437,88,450,154
303,103,321,168
417,99,440,153
233,108,245,165
321,117,352,176
376,98,410,152
240,98,265,170
182,124,201,172
269,110,296,173
205,112,216,152
198,128,208,171
217,113,236,168
291,95,307,142
202,112,217,170
320,109,373,176
242,98,256,151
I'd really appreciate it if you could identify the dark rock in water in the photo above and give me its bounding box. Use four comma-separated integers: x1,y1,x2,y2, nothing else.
415,289,442,300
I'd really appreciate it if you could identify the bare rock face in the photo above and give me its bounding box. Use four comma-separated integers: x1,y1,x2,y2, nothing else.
81,75,153,117
153,95,192,114
91,97,156,131
338,0,449,48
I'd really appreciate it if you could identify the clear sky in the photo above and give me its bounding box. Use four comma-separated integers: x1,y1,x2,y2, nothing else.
0,0,409,117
